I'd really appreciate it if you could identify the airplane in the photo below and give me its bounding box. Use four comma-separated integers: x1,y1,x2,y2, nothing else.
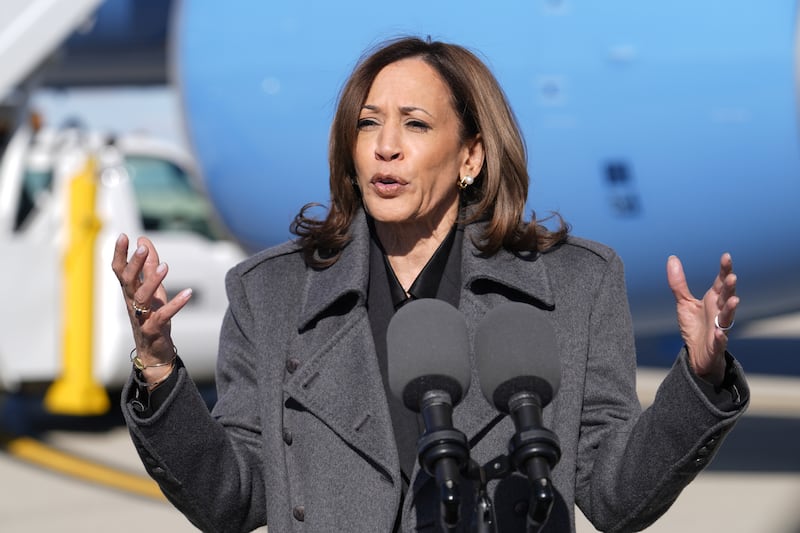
0,0,798,415
171,0,800,372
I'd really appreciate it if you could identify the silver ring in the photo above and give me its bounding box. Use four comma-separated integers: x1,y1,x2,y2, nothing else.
133,302,150,317
715,314,734,331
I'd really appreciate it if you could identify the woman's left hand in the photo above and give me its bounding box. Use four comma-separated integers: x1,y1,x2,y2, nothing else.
667,253,739,385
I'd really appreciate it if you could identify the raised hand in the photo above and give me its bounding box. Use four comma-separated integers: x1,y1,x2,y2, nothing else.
666,253,739,385
111,233,193,388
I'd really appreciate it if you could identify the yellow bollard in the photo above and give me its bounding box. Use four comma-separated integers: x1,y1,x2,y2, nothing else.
44,157,110,415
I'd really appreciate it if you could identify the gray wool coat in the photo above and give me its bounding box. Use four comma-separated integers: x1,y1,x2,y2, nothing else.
123,210,748,533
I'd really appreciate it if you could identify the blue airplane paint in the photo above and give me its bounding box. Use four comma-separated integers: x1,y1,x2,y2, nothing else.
173,1,800,338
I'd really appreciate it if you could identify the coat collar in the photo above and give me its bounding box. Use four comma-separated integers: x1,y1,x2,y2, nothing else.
297,209,371,331
460,221,555,311
298,209,555,330
289,208,558,490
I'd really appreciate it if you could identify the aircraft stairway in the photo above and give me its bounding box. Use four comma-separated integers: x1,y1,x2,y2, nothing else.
0,0,102,102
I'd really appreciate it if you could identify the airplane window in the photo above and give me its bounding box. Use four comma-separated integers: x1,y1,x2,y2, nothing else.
124,155,225,240
604,161,642,217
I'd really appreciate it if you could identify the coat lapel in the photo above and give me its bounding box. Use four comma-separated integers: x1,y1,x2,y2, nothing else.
282,213,559,490
404,224,560,523
283,211,400,481
450,222,557,441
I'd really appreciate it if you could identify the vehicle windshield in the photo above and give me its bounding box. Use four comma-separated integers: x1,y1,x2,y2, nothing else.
125,155,226,241
15,167,53,230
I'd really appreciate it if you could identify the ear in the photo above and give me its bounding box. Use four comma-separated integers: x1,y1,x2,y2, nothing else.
461,134,485,178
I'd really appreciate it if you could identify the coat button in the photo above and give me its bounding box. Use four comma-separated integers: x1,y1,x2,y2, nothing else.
293,505,305,521
286,358,301,374
283,428,293,445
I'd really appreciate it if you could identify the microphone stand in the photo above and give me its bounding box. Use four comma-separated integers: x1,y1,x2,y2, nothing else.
413,392,560,532
508,392,561,533
466,455,509,533
416,390,470,530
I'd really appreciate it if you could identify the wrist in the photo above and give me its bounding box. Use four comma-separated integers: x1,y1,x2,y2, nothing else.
143,364,175,392
130,346,178,390
687,347,726,386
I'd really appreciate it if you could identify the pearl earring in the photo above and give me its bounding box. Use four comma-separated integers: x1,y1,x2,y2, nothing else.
458,175,474,189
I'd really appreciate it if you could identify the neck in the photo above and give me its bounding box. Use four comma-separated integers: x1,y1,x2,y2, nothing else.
374,208,457,291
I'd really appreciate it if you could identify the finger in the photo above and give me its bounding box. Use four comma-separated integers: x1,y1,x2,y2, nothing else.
712,327,730,354
131,238,169,310
161,288,193,320
666,255,694,302
135,237,159,292
111,233,130,281
712,252,734,293
121,243,149,296
716,295,739,331
137,236,162,272
716,272,737,310
713,253,736,308
136,237,164,295
139,288,193,334
132,262,170,314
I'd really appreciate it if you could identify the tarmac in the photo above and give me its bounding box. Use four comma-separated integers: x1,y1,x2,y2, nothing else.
1,370,799,533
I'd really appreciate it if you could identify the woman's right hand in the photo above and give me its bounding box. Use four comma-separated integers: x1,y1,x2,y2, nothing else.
111,233,193,387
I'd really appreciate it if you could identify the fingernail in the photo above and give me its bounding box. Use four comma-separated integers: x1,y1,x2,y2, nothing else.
117,233,126,244
156,263,167,274
181,288,193,299
136,245,147,255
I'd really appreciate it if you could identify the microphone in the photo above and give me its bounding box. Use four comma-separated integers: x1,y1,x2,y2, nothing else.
474,303,562,533
387,299,471,530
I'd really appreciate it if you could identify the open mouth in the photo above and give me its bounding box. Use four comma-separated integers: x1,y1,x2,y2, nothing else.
370,174,407,195
371,174,406,185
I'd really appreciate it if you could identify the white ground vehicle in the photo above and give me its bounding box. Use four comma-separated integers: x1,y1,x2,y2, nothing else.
0,121,245,411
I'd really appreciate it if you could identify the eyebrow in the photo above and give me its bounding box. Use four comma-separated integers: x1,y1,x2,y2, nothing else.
361,104,434,118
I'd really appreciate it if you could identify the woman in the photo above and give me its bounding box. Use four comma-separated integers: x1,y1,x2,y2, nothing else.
113,37,747,532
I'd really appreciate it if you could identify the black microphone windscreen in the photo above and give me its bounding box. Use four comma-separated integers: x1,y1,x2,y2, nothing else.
474,303,561,412
387,299,471,412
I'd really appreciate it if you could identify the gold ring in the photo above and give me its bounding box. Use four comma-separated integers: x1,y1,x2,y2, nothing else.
132,302,150,317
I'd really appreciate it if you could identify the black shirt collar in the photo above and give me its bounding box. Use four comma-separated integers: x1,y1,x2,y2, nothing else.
368,220,458,309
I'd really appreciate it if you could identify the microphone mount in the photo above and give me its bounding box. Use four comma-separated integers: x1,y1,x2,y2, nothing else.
416,389,470,530
508,391,561,533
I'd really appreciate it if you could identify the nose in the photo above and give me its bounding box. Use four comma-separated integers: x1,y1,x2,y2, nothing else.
375,123,402,162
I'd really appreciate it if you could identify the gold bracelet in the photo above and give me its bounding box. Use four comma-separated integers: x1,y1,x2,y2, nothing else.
130,346,178,371
146,363,176,392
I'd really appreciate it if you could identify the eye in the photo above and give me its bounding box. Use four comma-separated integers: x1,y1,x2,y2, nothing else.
406,120,431,132
357,118,379,130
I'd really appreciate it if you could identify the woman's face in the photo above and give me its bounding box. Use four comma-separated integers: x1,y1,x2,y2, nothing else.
353,58,482,235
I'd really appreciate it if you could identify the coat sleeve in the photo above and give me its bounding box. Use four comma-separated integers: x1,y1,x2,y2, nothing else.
574,253,749,533
122,268,268,533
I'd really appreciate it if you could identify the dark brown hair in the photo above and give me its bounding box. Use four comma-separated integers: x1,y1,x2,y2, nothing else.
291,37,568,267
